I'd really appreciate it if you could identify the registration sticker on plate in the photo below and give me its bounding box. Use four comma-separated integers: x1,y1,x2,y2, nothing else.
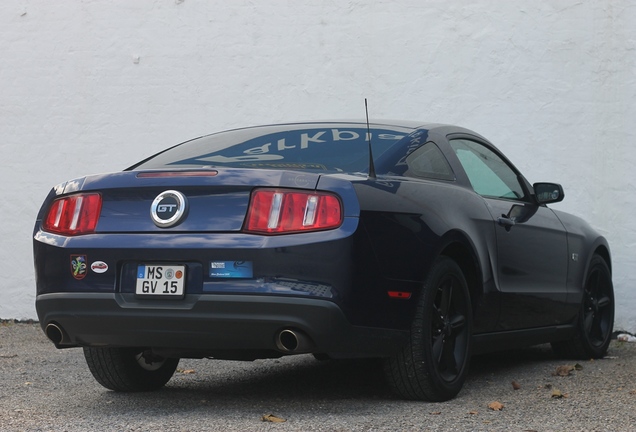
136,265,185,297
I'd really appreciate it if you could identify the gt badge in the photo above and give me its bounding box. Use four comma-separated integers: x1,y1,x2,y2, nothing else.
70,255,87,280
150,190,188,228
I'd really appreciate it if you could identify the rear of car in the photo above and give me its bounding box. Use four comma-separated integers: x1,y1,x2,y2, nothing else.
35,169,407,356
33,123,418,361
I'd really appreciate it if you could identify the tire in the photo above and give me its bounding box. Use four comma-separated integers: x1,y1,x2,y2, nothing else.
552,254,614,359
384,256,472,401
83,347,179,392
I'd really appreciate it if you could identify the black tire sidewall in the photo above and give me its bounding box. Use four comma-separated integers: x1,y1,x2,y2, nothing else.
84,347,179,392
579,255,614,357
413,257,473,400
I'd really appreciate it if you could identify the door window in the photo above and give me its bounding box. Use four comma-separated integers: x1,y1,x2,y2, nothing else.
450,139,525,200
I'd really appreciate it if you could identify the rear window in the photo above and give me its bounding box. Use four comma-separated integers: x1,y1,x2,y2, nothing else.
131,125,413,174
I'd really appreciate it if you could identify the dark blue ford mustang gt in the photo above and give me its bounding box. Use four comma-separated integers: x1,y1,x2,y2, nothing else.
33,121,614,401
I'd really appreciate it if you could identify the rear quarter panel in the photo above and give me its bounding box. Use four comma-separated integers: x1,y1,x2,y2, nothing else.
347,176,499,332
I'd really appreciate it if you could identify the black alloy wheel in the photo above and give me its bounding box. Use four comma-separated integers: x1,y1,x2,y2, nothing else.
552,254,614,359
384,256,472,401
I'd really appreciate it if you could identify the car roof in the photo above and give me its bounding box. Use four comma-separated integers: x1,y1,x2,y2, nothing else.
212,120,434,134
206,120,486,140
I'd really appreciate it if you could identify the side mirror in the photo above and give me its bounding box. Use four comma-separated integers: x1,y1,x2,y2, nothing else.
533,182,564,204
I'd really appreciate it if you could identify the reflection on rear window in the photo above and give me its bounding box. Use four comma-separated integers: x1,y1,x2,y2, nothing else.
133,125,412,174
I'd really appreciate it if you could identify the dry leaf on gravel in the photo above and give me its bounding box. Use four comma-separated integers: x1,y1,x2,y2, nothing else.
262,414,286,423
488,401,504,411
430,412,441,415
177,369,196,374
554,365,575,376
551,389,568,398
512,380,521,390
469,411,478,415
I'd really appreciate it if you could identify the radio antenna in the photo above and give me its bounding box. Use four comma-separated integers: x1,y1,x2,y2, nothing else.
365,98,376,179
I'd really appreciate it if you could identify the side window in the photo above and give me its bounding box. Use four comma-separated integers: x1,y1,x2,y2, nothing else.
403,141,455,181
450,139,525,200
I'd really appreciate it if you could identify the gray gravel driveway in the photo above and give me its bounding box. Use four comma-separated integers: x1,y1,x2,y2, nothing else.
1,323,635,431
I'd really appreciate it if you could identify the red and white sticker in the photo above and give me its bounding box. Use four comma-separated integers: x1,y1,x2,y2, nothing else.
90,261,108,274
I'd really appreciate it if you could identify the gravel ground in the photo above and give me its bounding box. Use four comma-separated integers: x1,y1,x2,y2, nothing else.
1,322,635,432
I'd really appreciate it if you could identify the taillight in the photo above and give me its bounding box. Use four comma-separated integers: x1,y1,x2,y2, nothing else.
244,189,343,234
42,193,102,236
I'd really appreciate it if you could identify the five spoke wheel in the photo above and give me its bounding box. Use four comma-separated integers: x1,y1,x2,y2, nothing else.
552,254,614,359
384,256,472,401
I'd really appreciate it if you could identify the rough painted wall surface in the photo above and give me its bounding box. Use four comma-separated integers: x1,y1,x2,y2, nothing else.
1,1,634,331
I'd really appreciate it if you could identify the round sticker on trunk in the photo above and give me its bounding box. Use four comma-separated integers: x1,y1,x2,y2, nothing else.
91,261,108,273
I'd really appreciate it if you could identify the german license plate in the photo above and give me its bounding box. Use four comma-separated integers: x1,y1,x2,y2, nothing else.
136,264,185,297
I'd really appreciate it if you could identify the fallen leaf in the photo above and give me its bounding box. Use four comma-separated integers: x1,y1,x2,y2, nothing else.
177,369,196,374
430,412,441,415
629,390,636,395
573,363,583,371
551,389,564,398
488,401,504,411
469,410,478,415
554,365,574,376
512,381,521,390
262,414,286,423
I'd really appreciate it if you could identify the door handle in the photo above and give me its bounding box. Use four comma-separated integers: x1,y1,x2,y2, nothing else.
497,215,516,231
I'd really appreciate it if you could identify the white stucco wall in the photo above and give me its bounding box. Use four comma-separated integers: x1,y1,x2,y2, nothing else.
1,1,634,331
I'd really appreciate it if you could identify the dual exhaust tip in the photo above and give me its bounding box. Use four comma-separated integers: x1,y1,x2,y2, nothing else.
46,323,314,354
275,328,313,353
45,323,70,348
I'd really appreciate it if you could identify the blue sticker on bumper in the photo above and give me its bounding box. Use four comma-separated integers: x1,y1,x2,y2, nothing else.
210,261,253,278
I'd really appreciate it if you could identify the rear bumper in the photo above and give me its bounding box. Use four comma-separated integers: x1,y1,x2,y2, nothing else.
36,292,408,359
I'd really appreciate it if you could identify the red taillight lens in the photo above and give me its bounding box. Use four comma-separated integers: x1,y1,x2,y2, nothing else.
244,189,343,234
42,193,102,236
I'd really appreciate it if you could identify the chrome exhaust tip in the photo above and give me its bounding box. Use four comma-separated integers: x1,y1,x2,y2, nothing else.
45,323,68,348
275,329,312,353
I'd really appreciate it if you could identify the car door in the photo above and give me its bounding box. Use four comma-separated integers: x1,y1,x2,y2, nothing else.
448,138,569,330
